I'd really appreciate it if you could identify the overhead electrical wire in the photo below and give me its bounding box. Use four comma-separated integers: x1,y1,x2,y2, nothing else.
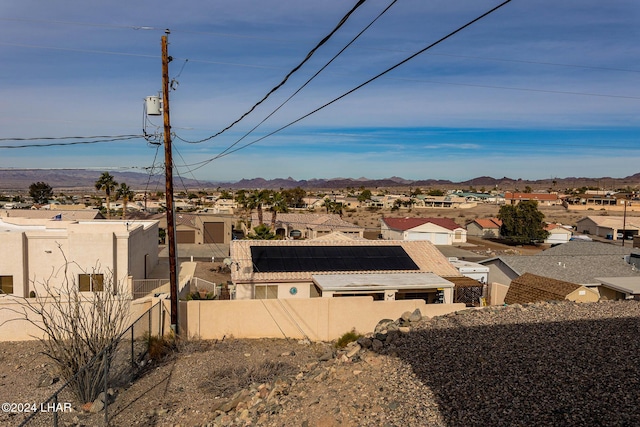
178,0,514,173
0,135,143,149
175,0,398,154
179,0,368,144
0,134,143,142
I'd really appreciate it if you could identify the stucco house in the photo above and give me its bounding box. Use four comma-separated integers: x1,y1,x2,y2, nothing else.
544,224,573,244
250,213,364,240
380,217,466,245
503,192,561,206
153,212,236,245
0,217,159,297
576,216,640,241
229,237,462,303
466,218,502,238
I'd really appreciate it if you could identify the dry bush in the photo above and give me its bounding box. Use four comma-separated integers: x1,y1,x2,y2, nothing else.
200,360,294,397
1,252,129,403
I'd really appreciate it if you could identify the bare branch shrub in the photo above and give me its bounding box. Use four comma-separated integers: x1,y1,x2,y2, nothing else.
2,253,130,404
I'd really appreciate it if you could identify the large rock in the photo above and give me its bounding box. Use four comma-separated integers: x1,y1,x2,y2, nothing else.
409,308,422,322
374,319,395,334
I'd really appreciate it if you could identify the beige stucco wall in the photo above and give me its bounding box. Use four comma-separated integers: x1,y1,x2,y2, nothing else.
235,281,453,303
566,286,600,303
181,297,466,341
489,282,509,305
0,295,154,342
236,282,315,300
0,220,158,297
597,286,627,301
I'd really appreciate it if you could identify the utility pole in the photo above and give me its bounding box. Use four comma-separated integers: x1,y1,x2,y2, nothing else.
161,30,179,333
622,198,627,248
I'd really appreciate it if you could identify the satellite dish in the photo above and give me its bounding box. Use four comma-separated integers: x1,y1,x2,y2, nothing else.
223,258,233,266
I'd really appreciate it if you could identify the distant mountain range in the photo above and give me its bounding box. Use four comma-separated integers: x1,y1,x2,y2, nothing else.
1,169,639,191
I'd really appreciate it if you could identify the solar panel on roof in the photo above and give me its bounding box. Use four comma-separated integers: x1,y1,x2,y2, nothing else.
250,245,419,273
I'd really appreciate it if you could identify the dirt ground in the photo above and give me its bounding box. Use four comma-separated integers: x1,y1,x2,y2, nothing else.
0,337,402,427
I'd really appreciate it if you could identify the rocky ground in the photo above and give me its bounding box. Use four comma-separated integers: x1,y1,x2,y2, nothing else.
3,300,640,427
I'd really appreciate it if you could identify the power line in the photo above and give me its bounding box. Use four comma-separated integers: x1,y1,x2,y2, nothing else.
0,134,143,142
177,0,398,155
0,135,143,149
178,0,515,173
181,0,369,144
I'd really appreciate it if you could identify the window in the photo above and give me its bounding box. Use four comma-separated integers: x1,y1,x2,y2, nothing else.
0,276,13,294
79,274,104,292
255,285,278,299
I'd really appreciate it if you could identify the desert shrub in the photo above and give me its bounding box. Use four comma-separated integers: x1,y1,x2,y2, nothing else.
146,332,178,360
200,360,294,396
335,329,362,348
5,255,130,403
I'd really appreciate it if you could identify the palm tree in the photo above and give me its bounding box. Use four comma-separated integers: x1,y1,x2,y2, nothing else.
116,182,135,219
246,190,270,226
95,172,118,219
269,191,288,230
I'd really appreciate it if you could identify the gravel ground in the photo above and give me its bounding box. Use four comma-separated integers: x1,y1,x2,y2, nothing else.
2,300,640,426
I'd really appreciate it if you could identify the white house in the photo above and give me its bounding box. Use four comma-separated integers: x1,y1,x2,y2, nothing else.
380,217,467,245
0,217,159,297
544,224,573,244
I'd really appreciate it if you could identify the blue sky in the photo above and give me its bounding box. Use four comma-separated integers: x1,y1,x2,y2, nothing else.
0,0,638,183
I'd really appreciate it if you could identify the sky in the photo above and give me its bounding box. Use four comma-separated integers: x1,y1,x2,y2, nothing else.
0,0,638,184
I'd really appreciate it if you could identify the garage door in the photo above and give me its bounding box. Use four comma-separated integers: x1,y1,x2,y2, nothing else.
406,232,449,244
176,230,195,244
432,233,449,245
204,222,225,243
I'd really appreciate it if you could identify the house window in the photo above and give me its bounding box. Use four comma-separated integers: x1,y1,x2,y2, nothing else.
454,231,462,240
79,274,104,292
0,276,13,294
255,285,278,299
289,230,302,239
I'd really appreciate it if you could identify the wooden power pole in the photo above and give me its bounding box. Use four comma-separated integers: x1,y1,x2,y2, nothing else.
161,31,179,333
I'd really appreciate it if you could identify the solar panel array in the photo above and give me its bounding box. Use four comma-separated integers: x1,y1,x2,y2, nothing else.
250,245,420,273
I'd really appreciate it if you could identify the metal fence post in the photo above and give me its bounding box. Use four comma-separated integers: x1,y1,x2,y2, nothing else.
53,394,58,427
131,325,135,368
103,349,109,426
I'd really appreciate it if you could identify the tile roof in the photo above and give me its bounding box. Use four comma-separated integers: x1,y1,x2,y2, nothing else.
504,273,581,304
504,192,559,201
382,217,463,231
231,239,461,283
473,218,502,229
175,213,198,228
250,213,362,231
311,231,367,241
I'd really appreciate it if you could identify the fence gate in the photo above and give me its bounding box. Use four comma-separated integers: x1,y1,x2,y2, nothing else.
454,285,484,307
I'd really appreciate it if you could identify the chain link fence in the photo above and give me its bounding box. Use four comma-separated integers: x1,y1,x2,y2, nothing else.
18,300,170,427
